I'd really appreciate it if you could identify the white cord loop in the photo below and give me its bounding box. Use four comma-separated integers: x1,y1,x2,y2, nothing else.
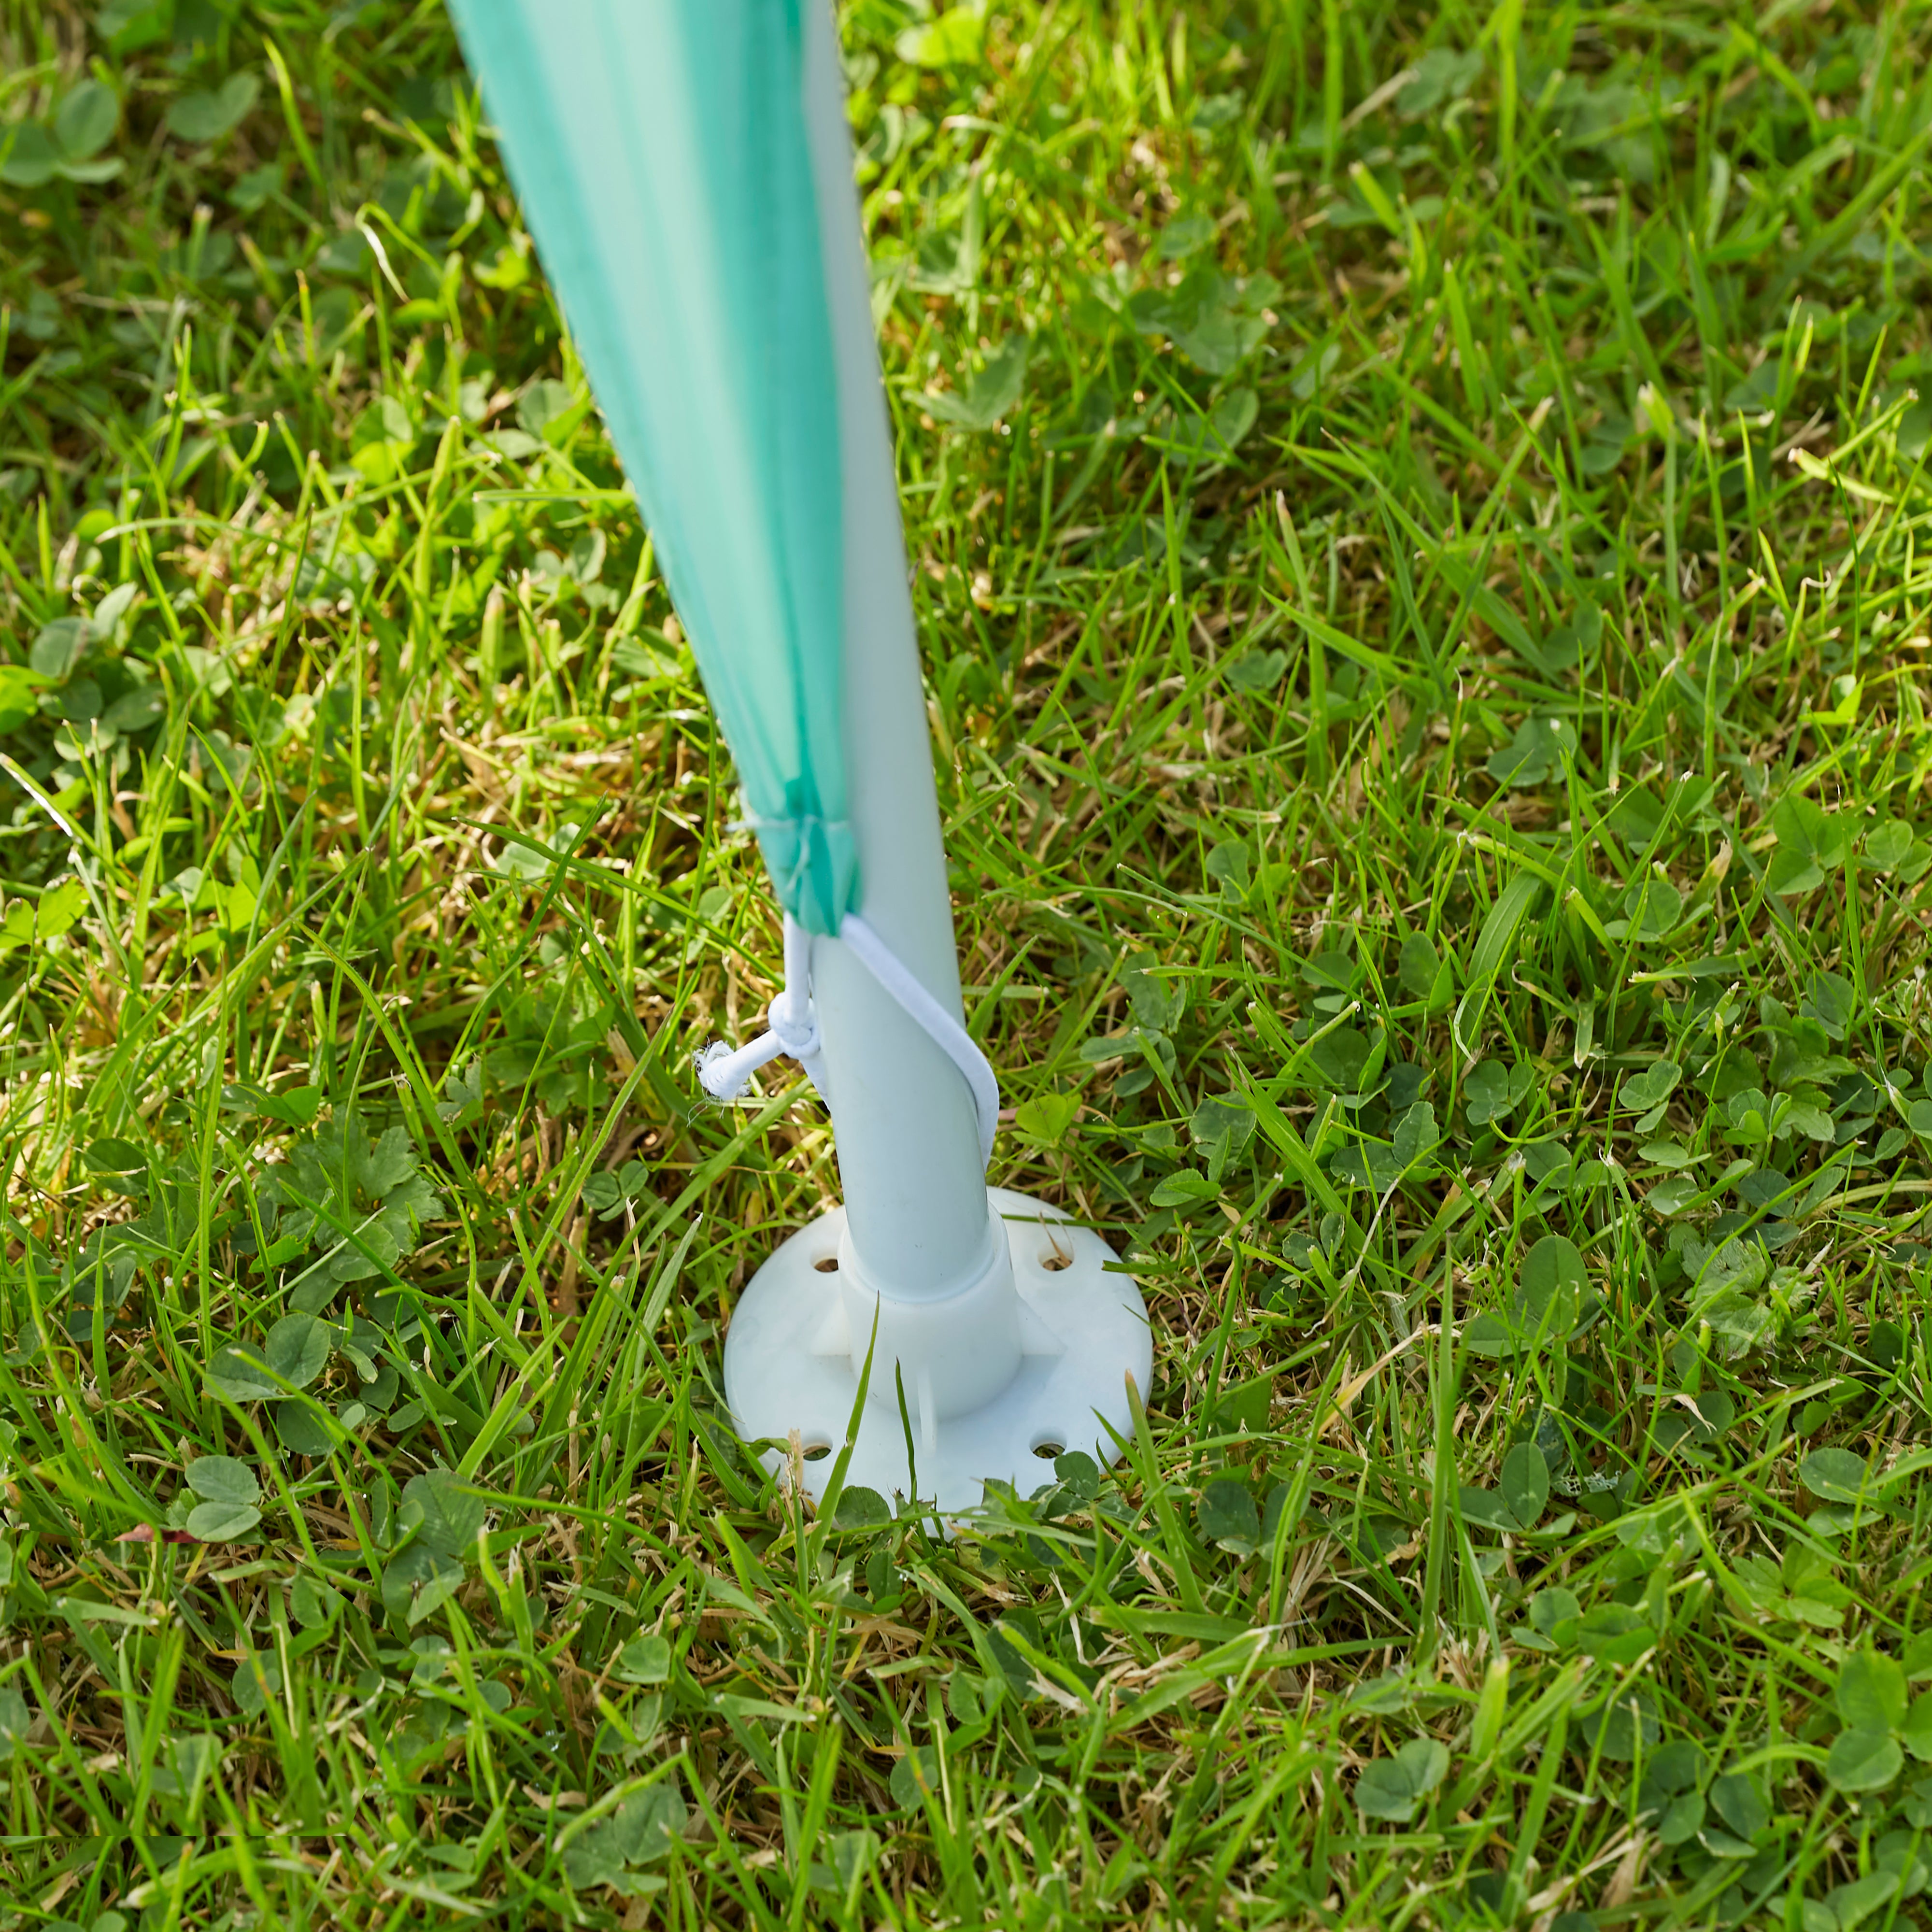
838,912,998,1167
696,910,999,1168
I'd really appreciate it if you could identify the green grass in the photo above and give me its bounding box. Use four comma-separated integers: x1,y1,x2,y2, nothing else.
4,0,1932,1923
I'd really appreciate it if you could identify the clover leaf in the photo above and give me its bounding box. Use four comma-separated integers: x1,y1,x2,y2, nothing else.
1466,1236,1586,1358
1465,1059,1534,1127
1461,1441,1551,1535
1486,716,1576,788
184,1456,262,1541
265,1108,444,1303
164,73,260,145
1354,1738,1449,1822
1197,1479,1261,1557
1,81,122,188
1767,795,1851,895
1824,1650,1927,1796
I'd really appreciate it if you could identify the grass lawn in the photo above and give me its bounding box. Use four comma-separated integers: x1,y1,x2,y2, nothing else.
5,0,1932,1923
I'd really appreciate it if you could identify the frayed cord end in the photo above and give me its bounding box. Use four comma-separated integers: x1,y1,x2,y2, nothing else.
696,1032,785,1103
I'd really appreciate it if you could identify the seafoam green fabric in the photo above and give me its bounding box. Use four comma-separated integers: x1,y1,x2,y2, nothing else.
447,0,855,933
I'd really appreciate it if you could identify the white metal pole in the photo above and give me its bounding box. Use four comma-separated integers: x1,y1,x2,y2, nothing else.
797,1,998,1309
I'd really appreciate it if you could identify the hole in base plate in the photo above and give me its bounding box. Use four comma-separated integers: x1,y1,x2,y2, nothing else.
812,1255,839,1273
1031,1435,1065,1460
801,1439,833,1462
1040,1240,1073,1272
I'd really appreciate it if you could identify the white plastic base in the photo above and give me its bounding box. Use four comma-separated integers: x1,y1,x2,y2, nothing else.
723,1187,1152,1516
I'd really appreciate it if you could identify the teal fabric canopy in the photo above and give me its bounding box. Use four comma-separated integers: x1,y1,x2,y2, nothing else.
447,0,857,934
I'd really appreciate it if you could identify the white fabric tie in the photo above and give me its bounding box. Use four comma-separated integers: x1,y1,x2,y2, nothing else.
696,911,999,1169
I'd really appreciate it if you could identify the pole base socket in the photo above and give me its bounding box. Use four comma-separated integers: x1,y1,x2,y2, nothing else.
723,1186,1152,1518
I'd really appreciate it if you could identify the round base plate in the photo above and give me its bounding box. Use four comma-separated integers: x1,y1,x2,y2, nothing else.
723,1187,1151,1516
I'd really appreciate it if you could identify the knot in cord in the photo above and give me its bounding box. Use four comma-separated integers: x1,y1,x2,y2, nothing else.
695,913,829,1109
765,980,820,1061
